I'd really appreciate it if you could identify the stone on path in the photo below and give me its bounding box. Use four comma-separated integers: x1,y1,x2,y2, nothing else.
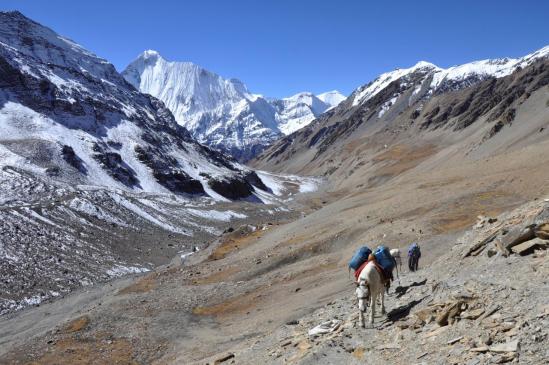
489,339,519,353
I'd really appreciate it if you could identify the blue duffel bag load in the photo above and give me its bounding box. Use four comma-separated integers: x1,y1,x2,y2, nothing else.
374,245,396,273
349,246,372,271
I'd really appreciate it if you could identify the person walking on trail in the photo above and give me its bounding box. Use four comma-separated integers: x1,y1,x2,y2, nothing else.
408,243,421,272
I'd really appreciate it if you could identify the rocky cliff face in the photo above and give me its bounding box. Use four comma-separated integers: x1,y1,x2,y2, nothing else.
0,11,266,201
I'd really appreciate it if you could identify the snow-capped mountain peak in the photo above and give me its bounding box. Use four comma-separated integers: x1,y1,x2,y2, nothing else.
430,46,549,90
123,52,343,159
142,49,160,58
352,61,439,106
272,92,330,135
317,90,347,108
352,46,549,107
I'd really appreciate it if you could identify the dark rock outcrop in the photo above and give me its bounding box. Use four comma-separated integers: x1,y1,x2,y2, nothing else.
243,171,268,191
134,145,204,194
61,145,87,174
93,144,139,187
208,176,255,200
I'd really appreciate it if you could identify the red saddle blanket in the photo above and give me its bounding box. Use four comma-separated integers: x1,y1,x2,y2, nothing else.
354,259,391,284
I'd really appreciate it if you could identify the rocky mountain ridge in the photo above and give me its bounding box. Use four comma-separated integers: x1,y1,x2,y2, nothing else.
253,46,549,178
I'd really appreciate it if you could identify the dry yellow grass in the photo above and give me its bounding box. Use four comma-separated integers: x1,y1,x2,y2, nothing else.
62,315,90,333
26,337,138,365
192,287,263,318
209,227,271,261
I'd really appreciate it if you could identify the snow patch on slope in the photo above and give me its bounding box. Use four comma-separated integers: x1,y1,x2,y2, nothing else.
256,171,322,197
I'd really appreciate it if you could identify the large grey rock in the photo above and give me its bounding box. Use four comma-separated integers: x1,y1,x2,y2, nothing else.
501,225,536,251
534,205,549,224
489,339,519,353
511,238,548,255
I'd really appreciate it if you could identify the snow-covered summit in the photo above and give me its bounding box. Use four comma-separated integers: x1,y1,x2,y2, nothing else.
123,52,342,159
273,92,333,135
352,61,439,106
317,90,346,108
430,46,549,90
124,50,254,122
123,51,280,160
352,46,549,106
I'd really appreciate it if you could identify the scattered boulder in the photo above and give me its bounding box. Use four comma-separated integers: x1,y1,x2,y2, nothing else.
470,346,489,353
489,339,519,353
480,332,492,345
461,308,485,320
463,232,498,258
213,353,235,364
447,336,463,345
478,305,501,321
436,300,467,326
534,223,549,239
494,352,517,363
510,238,549,255
308,320,341,336
486,248,498,257
500,225,536,251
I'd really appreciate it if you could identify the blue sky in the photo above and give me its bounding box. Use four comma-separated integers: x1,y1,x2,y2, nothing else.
2,0,548,97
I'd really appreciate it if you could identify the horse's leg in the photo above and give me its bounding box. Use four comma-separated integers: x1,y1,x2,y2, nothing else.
380,290,386,315
369,293,375,326
357,295,366,328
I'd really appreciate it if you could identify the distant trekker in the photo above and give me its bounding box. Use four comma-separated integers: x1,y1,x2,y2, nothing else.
408,243,421,271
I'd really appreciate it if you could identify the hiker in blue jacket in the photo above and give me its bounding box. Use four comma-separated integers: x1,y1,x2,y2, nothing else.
408,243,421,272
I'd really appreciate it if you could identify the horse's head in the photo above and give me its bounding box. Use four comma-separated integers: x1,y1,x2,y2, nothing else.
355,278,370,312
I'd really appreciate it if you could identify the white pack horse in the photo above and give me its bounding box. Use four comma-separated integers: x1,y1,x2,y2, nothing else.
389,248,401,269
390,248,402,271
355,261,386,327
